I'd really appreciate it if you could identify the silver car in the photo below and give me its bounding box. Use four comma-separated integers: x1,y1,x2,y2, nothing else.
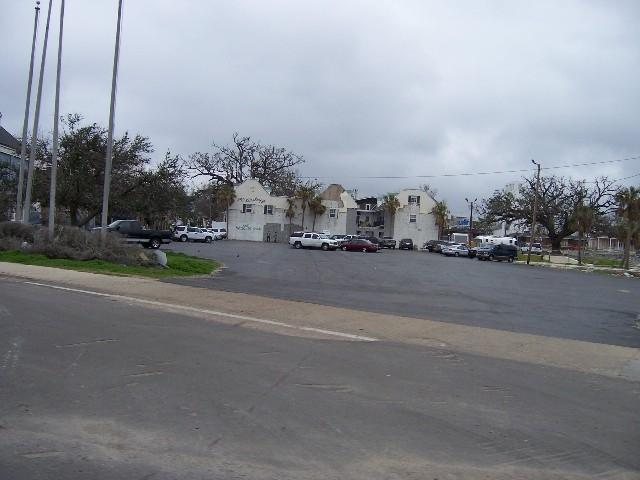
443,244,469,257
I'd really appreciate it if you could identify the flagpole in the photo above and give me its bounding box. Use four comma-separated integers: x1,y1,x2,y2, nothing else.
48,0,65,238
23,0,53,223
16,1,41,222
101,0,124,240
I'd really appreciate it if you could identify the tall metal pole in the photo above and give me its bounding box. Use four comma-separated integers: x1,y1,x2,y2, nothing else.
465,197,477,244
101,0,124,241
527,160,541,265
23,0,53,223
16,2,41,222
48,0,65,239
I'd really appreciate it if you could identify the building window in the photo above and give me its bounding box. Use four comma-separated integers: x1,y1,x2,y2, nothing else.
408,195,420,205
365,204,371,211
263,205,273,215
242,204,253,213
329,208,337,218
409,214,417,223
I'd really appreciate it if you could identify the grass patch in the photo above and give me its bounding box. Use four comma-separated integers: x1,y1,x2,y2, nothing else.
0,250,219,278
517,254,546,262
582,257,622,268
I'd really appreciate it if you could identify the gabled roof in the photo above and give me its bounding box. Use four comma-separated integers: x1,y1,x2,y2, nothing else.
0,126,20,153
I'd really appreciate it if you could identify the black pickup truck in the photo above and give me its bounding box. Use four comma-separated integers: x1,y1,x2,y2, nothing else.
99,220,172,249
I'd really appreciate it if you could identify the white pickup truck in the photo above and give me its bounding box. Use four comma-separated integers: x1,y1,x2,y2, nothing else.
289,232,339,251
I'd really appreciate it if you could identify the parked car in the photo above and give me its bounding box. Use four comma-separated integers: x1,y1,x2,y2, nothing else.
433,241,454,253
380,237,397,249
424,239,447,252
97,220,172,249
443,244,470,257
331,235,346,243
365,236,382,246
336,234,360,246
208,227,227,239
341,238,378,252
476,244,518,262
289,232,339,250
174,226,214,243
399,238,414,250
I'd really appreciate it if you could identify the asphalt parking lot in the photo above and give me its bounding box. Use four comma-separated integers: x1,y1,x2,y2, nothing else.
167,240,640,348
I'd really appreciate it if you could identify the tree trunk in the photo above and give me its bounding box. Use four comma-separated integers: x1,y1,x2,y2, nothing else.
577,231,582,266
622,227,632,270
312,213,316,231
70,206,79,226
551,236,562,253
301,207,306,230
226,203,229,238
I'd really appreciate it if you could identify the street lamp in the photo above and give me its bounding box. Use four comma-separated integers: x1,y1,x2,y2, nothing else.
465,197,477,244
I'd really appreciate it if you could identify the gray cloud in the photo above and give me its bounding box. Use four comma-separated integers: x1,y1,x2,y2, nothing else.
2,0,639,214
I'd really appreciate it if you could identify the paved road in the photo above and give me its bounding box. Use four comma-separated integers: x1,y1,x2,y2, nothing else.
1,279,639,479
168,241,640,348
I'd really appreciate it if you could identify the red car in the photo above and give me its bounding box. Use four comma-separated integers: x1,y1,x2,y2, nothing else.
341,239,378,252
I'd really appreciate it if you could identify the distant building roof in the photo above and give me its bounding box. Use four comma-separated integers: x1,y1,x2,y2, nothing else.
0,126,20,153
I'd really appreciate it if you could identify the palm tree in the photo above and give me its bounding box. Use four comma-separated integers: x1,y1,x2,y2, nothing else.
309,195,326,231
216,184,236,236
431,200,449,240
615,186,640,269
285,197,296,233
295,185,315,230
382,193,400,237
571,204,595,266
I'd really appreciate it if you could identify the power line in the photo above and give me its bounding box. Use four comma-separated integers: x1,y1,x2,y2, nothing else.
301,154,640,180
612,171,640,183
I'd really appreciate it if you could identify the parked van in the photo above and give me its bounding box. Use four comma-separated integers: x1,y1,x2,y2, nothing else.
476,244,518,262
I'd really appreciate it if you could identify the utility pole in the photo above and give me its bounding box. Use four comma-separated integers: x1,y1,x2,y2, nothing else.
23,0,53,224
101,0,124,242
465,197,477,244
16,2,41,222
527,159,541,265
48,0,65,239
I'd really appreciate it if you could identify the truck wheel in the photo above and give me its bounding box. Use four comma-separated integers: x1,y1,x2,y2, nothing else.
150,238,161,249
205,236,212,243
294,241,302,249
454,252,459,257
321,243,329,251
180,235,188,242
488,254,494,261
508,256,514,263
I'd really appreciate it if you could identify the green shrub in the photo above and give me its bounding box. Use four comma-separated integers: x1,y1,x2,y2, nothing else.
0,222,150,266
0,222,35,244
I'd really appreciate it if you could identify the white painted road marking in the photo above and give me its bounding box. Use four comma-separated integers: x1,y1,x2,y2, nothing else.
23,282,378,342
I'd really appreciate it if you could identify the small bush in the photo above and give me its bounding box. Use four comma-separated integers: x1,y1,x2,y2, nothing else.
0,222,35,244
0,222,151,266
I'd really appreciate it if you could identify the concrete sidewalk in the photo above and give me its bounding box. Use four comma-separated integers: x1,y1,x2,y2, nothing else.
1,262,639,381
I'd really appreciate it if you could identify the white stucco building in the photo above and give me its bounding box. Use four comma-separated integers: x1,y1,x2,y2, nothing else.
227,180,357,242
226,180,438,245
387,189,439,247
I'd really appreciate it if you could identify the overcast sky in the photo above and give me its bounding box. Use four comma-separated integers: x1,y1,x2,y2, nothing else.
2,0,639,213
